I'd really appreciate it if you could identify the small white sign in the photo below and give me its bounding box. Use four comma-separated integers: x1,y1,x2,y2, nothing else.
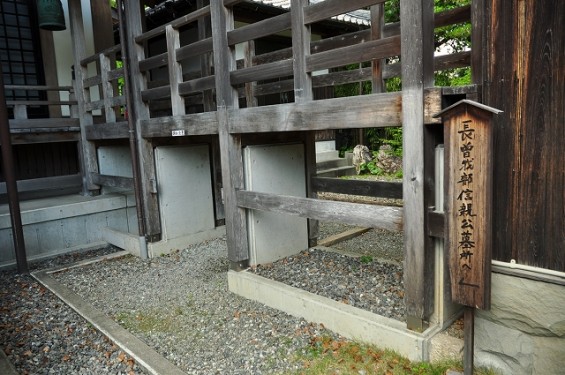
172,129,185,137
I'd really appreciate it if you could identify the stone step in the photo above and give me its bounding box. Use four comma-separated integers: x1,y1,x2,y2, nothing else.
316,157,351,171
316,165,356,178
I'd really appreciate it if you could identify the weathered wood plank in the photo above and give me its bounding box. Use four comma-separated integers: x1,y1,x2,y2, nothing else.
176,38,214,61
178,76,216,96
138,53,168,73
400,0,435,331
166,25,185,116
312,177,402,199
99,54,117,123
229,92,402,133
80,44,122,65
140,112,219,138
85,96,126,112
485,1,565,272
124,0,162,239
307,36,401,73
6,100,76,106
0,174,82,195
237,190,403,232
135,5,211,43
435,4,470,28
4,85,74,91
211,0,249,267
291,0,318,245
249,6,469,66
230,60,294,86
141,86,171,102
90,173,134,190
69,0,99,193
228,12,291,46
304,0,386,25
7,131,80,145
9,118,80,129
85,121,129,140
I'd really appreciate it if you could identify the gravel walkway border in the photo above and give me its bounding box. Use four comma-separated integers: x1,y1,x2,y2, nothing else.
32,264,184,375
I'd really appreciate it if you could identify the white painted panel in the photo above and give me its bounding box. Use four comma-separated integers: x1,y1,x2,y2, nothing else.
98,146,133,177
155,145,215,240
244,143,308,265
98,146,133,194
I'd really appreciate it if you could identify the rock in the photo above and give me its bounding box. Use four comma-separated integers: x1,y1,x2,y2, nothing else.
375,144,402,175
352,145,372,174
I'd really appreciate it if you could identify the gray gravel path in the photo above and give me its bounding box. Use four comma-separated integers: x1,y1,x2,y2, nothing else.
1,222,406,374
0,247,146,375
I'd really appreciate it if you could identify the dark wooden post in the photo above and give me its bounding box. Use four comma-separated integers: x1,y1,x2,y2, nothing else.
291,0,318,247
0,68,28,274
210,0,249,270
123,0,162,240
435,99,501,375
400,0,435,332
68,0,99,195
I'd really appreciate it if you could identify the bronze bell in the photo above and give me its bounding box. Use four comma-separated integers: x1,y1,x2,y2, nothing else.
37,0,66,31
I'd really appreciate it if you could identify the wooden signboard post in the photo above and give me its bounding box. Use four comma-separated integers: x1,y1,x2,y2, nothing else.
434,99,501,375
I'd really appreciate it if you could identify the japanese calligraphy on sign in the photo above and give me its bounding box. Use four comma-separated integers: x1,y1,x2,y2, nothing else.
435,100,501,310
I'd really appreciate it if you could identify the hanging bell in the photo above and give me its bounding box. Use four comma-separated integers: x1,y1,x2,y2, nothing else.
37,0,66,31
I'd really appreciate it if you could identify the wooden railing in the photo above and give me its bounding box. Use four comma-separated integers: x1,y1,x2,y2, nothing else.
3,85,80,145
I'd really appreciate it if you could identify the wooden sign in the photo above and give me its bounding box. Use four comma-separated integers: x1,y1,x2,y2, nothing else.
434,100,501,310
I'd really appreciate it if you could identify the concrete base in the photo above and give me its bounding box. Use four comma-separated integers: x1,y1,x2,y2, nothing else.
0,193,137,268
228,270,440,361
32,266,185,375
103,226,226,258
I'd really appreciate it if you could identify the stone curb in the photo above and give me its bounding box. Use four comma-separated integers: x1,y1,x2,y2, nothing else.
32,262,186,375
0,347,18,375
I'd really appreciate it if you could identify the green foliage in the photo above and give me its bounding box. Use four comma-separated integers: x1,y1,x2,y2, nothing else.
435,67,471,86
383,127,403,156
359,160,383,176
360,255,373,264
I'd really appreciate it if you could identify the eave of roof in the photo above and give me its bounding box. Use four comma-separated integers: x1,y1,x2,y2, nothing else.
146,0,371,26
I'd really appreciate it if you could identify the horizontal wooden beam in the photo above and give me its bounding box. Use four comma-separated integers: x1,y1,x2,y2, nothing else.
4,85,74,91
312,177,403,199
178,75,216,96
9,118,79,129
135,5,211,43
85,96,126,112
141,111,219,138
228,12,291,46
6,132,79,145
229,92,402,133
230,59,294,86
85,121,130,140
80,44,122,65
139,53,168,73
306,35,401,73
176,38,214,61
304,0,385,25
237,190,403,232
90,173,134,190
0,174,81,195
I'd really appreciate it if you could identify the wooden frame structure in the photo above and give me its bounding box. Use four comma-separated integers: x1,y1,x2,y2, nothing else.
5,0,562,335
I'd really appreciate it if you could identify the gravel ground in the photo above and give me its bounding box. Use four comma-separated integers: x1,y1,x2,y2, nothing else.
0,247,146,375
51,237,340,374
1,221,406,374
